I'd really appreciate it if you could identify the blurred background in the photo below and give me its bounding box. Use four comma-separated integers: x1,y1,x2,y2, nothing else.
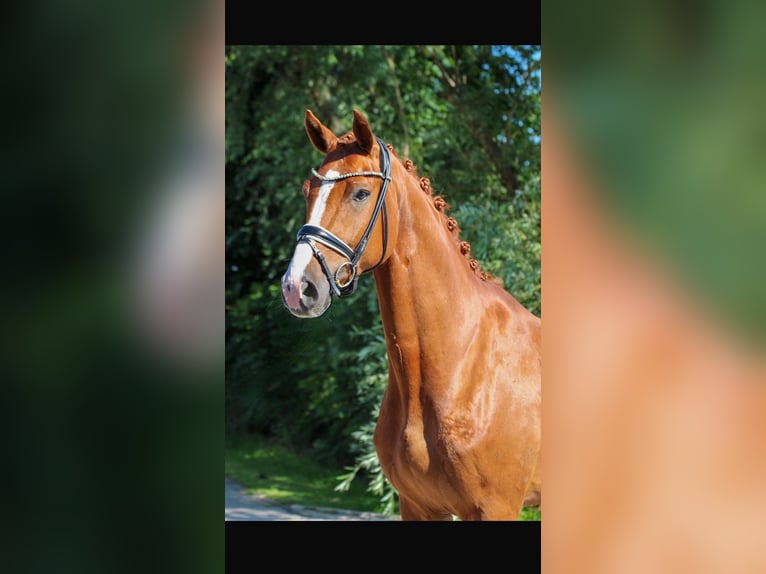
224,45,541,513
3,0,223,572
544,1,766,572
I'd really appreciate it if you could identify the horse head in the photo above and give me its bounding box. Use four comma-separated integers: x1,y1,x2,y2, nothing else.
281,109,397,317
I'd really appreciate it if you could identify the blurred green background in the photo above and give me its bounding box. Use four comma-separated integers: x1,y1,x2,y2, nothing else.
546,1,766,346
3,1,222,573
225,45,542,512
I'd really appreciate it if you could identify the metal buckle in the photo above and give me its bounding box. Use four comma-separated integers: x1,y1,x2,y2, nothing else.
334,261,357,289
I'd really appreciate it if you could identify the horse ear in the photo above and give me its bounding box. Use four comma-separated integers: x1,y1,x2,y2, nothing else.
352,109,375,155
305,109,338,154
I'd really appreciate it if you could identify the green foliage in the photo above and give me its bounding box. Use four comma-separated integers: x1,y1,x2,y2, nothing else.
520,506,542,521
226,436,384,512
335,420,399,515
226,45,541,510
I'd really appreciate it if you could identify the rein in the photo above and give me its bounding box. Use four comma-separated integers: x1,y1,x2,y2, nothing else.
296,136,391,297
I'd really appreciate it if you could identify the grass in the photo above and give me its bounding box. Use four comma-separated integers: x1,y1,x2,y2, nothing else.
520,506,542,521
226,434,542,521
225,435,385,513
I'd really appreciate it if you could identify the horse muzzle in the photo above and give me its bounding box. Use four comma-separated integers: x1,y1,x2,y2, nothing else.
280,250,333,318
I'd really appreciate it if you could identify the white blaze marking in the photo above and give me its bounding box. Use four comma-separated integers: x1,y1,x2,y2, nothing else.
286,243,314,283
308,170,340,225
287,169,340,280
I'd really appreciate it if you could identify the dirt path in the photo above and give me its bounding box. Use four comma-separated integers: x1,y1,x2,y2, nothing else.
224,477,399,521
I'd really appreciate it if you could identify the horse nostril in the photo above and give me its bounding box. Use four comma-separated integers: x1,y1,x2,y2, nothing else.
301,280,318,303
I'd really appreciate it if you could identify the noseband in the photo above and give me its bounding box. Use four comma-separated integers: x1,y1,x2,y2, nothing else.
296,136,391,297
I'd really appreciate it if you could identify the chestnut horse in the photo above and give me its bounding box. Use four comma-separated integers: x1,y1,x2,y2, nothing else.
281,109,541,520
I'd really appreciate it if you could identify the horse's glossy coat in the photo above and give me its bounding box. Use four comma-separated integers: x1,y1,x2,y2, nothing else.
281,109,541,520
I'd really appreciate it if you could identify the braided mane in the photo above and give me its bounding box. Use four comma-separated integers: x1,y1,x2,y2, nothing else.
384,142,499,284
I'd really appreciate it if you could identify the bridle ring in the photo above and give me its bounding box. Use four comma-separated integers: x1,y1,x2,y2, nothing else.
334,261,357,288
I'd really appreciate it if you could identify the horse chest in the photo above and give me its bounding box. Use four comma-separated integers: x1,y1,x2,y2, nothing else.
375,407,471,502
397,422,433,474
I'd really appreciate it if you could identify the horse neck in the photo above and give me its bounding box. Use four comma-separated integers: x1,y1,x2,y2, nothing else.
372,164,487,391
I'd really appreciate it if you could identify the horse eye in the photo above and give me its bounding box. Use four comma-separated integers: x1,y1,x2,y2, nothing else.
353,189,371,202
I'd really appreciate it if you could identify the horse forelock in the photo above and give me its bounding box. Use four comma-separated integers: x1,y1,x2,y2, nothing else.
319,133,372,167
337,131,356,146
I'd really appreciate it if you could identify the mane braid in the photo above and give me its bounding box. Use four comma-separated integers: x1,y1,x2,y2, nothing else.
388,143,499,284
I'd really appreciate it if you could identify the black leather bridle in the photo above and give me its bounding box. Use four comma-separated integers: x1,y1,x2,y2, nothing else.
296,136,391,297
